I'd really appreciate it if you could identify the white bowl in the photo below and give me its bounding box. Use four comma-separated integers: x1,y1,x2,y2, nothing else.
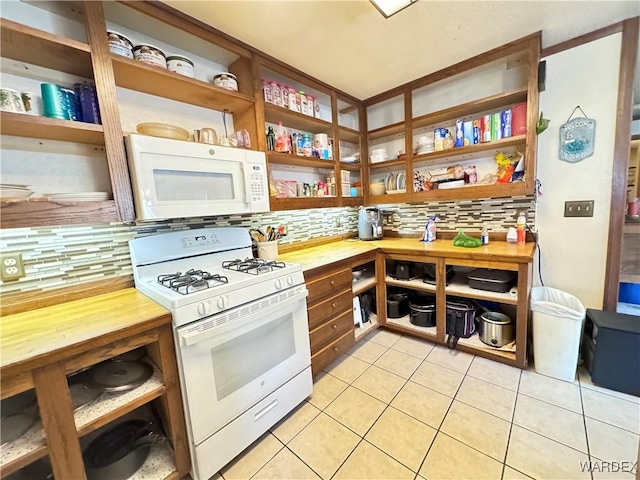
369,182,386,196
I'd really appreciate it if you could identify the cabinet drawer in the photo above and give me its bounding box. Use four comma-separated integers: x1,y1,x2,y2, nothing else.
311,329,355,377
309,309,354,355
306,267,352,304
308,287,352,331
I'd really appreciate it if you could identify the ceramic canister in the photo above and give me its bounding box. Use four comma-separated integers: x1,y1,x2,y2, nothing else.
166,55,194,78
213,73,238,92
106,31,134,58
133,44,167,68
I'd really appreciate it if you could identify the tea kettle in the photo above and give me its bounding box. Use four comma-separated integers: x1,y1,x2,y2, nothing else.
358,207,383,240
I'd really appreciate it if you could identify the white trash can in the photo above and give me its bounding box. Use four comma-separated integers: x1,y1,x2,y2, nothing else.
531,286,586,382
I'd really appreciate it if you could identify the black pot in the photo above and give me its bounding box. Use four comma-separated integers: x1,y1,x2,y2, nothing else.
387,293,409,318
83,420,163,480
409,297,436,327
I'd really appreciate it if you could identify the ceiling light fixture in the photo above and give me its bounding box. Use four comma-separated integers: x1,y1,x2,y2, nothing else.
370,0,419,18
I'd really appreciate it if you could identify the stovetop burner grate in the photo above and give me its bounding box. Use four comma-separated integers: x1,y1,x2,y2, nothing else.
221,258,286,275
157,269,229,295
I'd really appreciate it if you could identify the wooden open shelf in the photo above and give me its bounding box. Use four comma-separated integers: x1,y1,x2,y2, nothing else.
111,55,255,114
264,104,333,135
456,334,517,362
0,200,117,229
368,121,405,141
0,439,48,479
353,276,377,296
1,112,105,145
412,135,526,164
412,89,528,129
338,126,361,144
341,196,363,207
385,315,438,342
269,196,338,211
368,192,412,204
267,152,335,169
386,276,437,294
0,18,93,78
354,313,379,342
369,158,406,170
339,162,362,172
413,181,529,202
446,280,518,305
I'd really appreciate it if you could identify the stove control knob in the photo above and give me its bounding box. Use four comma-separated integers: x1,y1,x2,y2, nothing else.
287,275,294,285
275,278,283,290
197,302,210,316
217,296,228,310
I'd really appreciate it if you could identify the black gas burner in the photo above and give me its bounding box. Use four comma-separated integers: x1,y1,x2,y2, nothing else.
222,258,286,275
157,269,228,295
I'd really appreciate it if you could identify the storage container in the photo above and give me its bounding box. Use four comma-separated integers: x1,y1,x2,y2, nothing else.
133,44,167,68
107,31,134,58
512,102,527,136
468,268,516,293
166,55,195,78
213,73,238,92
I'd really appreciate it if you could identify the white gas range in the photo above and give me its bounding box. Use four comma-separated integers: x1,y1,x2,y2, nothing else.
129,227,312,480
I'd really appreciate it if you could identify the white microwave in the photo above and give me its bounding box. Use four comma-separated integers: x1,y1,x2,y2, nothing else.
125,134,270,221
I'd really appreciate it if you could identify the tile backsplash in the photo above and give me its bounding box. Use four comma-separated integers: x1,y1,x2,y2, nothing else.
0,195,535,296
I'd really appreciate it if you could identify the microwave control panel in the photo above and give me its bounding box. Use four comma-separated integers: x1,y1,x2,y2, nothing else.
248,163,268,203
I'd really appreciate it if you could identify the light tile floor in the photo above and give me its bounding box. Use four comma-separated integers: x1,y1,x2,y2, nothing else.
215,328,640,480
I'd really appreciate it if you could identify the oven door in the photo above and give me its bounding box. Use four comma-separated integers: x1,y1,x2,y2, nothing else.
176,287,311,445
126,134,252,220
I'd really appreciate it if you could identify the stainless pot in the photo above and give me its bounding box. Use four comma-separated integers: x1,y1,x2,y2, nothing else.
478,312,514,347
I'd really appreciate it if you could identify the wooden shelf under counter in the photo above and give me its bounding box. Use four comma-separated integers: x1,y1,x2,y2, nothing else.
0,289,190,480
111,54,255,114
1,112,105,145
0,200,117,229
0,18,93,78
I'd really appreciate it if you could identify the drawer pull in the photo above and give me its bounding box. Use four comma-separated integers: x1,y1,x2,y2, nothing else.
332,302,337,308
333,347,338,352
330,280,335,285
333,324,338,329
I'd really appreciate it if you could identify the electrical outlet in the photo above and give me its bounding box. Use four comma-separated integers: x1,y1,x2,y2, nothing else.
564,200,594,217
1,253,25,281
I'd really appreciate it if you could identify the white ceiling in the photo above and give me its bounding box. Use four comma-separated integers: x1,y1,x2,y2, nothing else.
164,1,639,101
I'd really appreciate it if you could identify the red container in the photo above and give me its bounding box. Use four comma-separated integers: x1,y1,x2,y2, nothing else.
512,103,527,136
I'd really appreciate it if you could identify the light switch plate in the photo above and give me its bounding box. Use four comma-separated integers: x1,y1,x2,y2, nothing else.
0,253,25,281
564,200,594,217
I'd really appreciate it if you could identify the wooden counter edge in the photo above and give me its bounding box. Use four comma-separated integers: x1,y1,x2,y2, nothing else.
1,289,171,374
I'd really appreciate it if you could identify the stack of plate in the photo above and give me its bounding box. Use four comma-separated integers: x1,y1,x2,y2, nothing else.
0,184,33,199
45,192,110,202
384,172,407,194
416,137,435,155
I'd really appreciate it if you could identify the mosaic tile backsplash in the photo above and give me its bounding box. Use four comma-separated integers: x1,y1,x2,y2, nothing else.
0,196,535,296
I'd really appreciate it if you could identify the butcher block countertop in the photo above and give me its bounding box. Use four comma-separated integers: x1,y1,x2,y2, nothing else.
279,238,535,272
1,288,169,370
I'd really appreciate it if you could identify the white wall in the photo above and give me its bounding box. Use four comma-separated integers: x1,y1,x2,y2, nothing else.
535,33,622,308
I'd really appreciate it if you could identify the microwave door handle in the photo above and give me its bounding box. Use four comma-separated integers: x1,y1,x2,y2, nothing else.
241,164,250,204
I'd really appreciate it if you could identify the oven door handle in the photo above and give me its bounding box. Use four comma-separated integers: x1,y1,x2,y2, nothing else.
179,289,308,348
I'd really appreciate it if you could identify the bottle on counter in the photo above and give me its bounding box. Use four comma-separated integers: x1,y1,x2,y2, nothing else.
481,223,489,245
516,211,526,245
